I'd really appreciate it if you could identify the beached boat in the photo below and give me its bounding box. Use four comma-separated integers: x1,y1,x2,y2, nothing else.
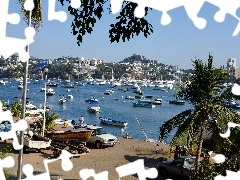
152,98,162,105
99,117,128,127
132,101,155,108
46,129,93,140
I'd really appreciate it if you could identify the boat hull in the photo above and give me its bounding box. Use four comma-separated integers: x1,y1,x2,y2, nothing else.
169,100,185,105
99,117,128,127
46,130,93,140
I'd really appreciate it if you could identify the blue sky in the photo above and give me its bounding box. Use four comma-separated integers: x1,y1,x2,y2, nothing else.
7,1,240,69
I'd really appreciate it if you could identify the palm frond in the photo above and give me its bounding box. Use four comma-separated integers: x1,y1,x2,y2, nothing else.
159,109,192,141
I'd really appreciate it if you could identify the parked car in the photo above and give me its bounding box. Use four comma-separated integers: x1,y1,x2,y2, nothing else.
72,125,117,149
157,156,196,179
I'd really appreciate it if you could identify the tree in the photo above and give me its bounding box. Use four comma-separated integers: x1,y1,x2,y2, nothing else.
34,111,59,134
58,0,153,46
159,55,240,176
11,102,22,119
17,0,42,31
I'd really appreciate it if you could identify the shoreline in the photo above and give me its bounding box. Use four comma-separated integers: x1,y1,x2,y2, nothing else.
3,137,170,180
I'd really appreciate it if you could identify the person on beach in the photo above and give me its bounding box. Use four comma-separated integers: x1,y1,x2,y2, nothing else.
174,145,180,160
79,116,85,124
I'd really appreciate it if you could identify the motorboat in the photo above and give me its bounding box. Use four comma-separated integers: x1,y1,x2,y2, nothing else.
104,89,114,95
132,101,155,108
99,117,128,127
67,94,73,99
40,87,46,92
46,81,58,87
46,88,55,96
17,82,23,89
152,98,162,105
125,96,135,100
222,99,240,109
59,97,67,104
169,99,185,105
61,82,75,88
87,101,100,113
85,96,98,103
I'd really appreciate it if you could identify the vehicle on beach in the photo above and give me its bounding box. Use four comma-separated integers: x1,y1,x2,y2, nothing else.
73,125,117,149
157,156,195,179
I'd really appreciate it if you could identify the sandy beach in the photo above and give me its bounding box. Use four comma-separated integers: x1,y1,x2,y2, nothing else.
3,137,170,180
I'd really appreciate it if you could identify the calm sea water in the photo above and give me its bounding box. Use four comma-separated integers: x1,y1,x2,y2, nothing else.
0,79,192,144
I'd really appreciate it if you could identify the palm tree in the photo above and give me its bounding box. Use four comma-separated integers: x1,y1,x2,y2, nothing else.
34,111,59,134
11,102,22,119
159,54,240,173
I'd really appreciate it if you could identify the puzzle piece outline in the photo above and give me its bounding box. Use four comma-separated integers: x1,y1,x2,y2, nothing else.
110,0,240,35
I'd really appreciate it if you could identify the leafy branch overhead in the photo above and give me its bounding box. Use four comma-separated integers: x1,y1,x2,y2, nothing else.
58,0,153,45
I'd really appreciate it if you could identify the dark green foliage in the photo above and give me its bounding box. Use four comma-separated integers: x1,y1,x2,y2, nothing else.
159,54,240,178
58,0,153,45
0,146,12,178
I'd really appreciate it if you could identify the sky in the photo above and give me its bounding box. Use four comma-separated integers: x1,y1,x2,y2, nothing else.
6,0,240,69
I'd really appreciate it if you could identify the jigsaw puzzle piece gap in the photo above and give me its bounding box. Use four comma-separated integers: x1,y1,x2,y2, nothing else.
232,83,240,95
0,101,28,150
0,156,15,180
182,0,207,29
22,164,51,180
134,4,146,19
161,12,172,25
70,0,81,9
110,0,124,14
57,150,74,171
220,122,240,138
232,21,240,36
48,0,67,22
79,169,109,180
0,0,20,37
115,159,158,180
24,0,35,11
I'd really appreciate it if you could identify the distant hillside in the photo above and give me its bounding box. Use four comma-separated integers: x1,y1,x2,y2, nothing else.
120,54,170,68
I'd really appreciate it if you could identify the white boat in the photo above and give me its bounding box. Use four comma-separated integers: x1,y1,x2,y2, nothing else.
87,101,100,113
87,106,100,113
26,103,44,117
54,118,73,126
104,89,114,95
17,82,23,89
99,117,128,127
67,94,73,99
125,96,135,100
0,80,5,85
40,87,46,92
152,98,162,105
85,96,98,103
132,101,155,108
46,88,55,96
59,97,67,104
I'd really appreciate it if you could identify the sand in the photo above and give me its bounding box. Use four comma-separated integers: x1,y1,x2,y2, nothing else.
3,137,170,180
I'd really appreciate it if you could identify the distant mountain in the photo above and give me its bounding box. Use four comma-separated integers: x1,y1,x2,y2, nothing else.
119,54,163,66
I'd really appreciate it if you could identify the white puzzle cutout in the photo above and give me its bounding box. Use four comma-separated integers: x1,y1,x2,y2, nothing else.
0,101,28,150
21,150,73,180
110,0,240,36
